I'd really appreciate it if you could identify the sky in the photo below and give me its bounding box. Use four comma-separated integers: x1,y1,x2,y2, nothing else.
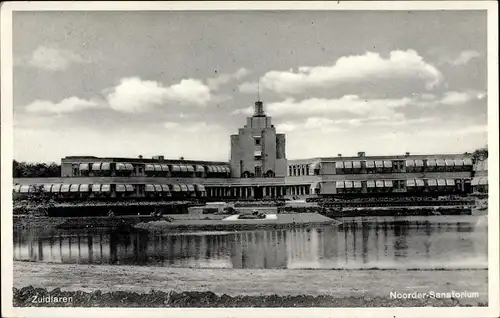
12,10,488,163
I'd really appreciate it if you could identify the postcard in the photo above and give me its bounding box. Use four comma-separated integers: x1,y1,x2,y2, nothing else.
1,1,498,318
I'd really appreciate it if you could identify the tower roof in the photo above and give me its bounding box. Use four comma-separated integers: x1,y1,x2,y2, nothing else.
253,100,265,117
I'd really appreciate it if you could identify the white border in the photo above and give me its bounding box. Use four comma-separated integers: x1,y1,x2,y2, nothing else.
1,2,499,318
0,1,498,11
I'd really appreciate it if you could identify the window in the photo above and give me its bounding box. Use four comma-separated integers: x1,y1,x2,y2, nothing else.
72,164,79,176
254,149,262,161
400,161,405,171
255,166,262,178
255,137,261,145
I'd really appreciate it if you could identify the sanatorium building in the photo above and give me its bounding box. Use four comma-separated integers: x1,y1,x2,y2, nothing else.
13,100,489,199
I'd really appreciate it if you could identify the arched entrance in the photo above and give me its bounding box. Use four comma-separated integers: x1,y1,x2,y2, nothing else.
253,186,263,199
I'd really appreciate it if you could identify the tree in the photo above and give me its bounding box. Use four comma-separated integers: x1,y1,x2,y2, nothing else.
472,146,488,162
13,160,19,177
13,184,54,216
13,160,61,178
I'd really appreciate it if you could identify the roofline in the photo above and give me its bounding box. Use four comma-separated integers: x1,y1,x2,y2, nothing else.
62,156,229,165
289,153,473,161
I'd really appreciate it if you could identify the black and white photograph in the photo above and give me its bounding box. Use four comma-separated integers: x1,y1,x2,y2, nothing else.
1,2,499,317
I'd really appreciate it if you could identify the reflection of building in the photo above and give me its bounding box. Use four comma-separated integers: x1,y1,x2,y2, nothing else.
13,100,488,200
231,230,288,269
13,230,289,269
285,228,322,268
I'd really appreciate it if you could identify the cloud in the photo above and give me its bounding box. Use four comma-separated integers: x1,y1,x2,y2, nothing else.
206,68,251,90
231,107,253,116
265,95,412,117
420,93,437,100
377,116,436,126
337,115,441,127
14,125,230,163
20,74,232,117
231,90,484,117
280,118,487,159
231,89,484,131
164,121,225,134
441,50,482,66
14,113,57,130
249,50,442,95
459,125,488,135
415,90,486,107
275,122,298,132
105,77,212,113
166,79,212,105
210,94,233,105
163,122,181,129
381,124,487,140
276,115,438,133
440,90,486,105
24,97,100,114
276,117,341,134
232,95,415,118
238,81,258,94
24,46,88,71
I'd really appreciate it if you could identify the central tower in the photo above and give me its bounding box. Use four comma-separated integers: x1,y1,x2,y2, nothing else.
230,100,287,178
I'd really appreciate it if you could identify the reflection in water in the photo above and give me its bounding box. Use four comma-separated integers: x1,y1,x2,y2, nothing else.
14,216,488,269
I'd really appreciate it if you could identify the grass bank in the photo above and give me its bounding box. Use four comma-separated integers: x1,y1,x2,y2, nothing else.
13,262,487,307
134,213,337,231
13,286,485,307
13,215,161,231
13,213,337,232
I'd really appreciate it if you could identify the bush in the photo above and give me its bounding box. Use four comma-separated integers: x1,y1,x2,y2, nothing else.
12,286,479,307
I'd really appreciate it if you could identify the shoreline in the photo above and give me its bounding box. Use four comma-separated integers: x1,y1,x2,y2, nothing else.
13,213,339,231
13,213,486,233
12,261,488,307
134,213,337,231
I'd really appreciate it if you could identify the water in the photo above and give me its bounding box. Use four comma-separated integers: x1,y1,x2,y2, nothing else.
13,216,488,270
